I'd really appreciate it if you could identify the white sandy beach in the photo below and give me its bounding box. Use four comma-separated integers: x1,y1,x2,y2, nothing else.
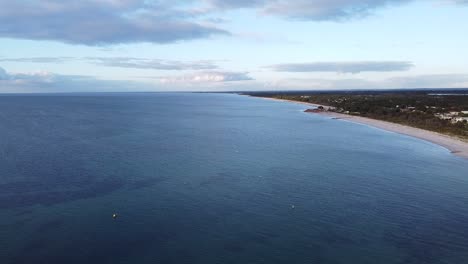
262,97,468,160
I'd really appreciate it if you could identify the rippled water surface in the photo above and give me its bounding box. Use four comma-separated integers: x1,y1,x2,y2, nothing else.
1,93,468,264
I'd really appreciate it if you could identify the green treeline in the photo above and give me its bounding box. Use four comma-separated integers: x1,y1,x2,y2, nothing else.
271,93,468,140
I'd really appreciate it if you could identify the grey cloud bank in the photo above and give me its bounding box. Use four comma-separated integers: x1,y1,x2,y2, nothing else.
86,57,219,70
262,0,411,20
0,0,465,45
0,57,219,71
207,0,411,20
207,0,466,21
0,0,228,45
386,74,468,88
0,67,8,80
0,57,74,63
0,66,254,92
268,61,414,73
0,66,150,93
0,66,52,81
263,74,468,90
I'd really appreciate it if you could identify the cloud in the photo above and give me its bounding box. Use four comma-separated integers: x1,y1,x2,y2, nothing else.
1,0,465,45
205,0,411,20
0,66,150,93
0,66,254,93
206,0,464,21
0,67,8,80
0,66,54,81
203,17,231,24
157,71,254,83
384,74,468,88
263,74,468,90
0,56,220,70
0,57,74,63
2,65,467,93
86,57,219,70
263,77,373,90
0,0,228,45
204,0,266,9
267,61,414,73
262,0,411,20
0,66,69,91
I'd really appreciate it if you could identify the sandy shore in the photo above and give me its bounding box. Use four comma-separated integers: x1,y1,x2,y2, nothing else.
262,97,468,160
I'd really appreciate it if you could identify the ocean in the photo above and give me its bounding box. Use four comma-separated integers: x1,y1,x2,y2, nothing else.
1,93,468,264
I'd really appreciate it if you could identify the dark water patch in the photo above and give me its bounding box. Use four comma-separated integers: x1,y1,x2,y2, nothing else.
223,240,246,253
127,176,170,190
10,231,172,264
317,225,356,246
1,171,170,209
36,219,64,233
8,218,32,230
383,210,468,263
198,172,239,187
247,230,277,245
0,177,125,209
21,240,47,253
14,208,34,216
0,182,44,193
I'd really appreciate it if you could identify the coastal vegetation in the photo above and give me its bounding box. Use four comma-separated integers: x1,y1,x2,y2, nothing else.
258,92,468,140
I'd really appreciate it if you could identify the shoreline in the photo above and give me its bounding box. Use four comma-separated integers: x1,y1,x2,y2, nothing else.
261,97,468,160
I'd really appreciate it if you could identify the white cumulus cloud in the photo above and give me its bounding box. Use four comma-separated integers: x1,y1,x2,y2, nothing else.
158,71,254,83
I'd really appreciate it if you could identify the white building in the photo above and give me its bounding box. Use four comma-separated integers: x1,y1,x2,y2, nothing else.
435,113,453,120
452,117,468,123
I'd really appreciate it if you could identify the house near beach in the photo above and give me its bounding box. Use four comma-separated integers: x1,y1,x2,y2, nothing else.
452,117,468,123
435,113,453,120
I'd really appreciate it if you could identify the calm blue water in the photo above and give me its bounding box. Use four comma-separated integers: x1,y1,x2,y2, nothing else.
1,93,468,264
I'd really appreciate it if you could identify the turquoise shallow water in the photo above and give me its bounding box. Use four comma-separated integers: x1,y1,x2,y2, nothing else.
1,93,468,264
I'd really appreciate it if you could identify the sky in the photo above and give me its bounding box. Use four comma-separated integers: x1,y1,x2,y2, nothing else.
0,0,467,92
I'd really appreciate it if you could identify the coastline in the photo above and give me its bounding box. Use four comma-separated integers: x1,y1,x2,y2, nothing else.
261,97,468,160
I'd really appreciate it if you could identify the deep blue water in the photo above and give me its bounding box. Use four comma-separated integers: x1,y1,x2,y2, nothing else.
1,93,468,264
